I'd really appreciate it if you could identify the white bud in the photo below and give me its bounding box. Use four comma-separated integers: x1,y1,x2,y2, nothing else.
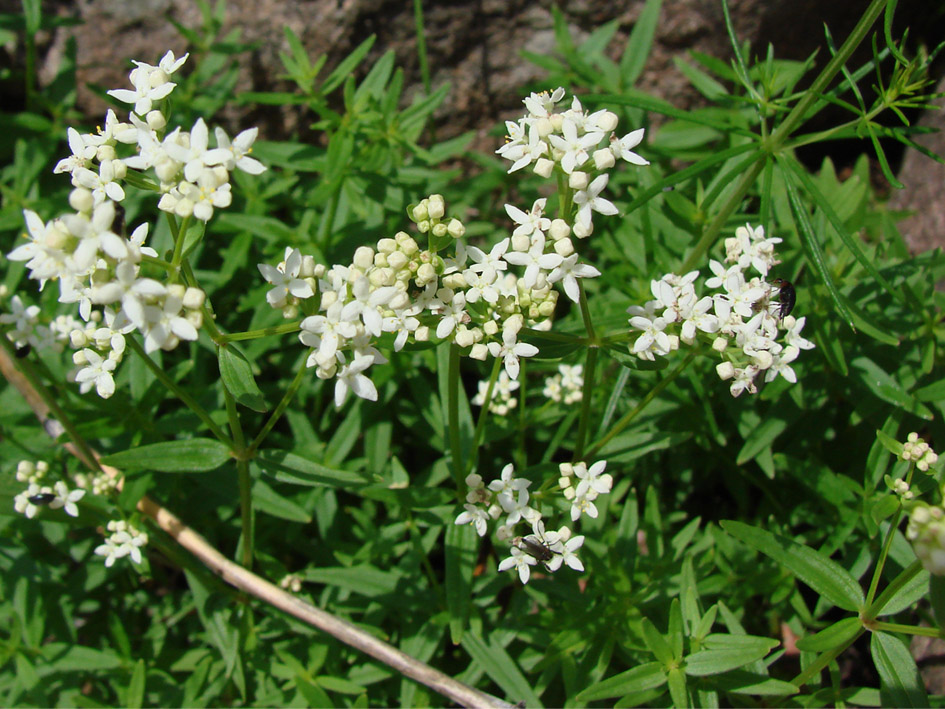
427,194,446,220
469,343,489,360
417,263,437,285
432,222,448,237
553,238,574,257
97,145,117,162
182,287,205,310
568,171,589,190
454,327,476,348
388,251,408,271
511,234,530,252
536,117,554,137
73,350,88,366
69,188,94,213
716,361,735,380
353,246,374,270
597,111,618,132
448,218,465,238
146,110,167,131
712,336,728,353
753,350,773,369
593,148,616,170
414,325,430,341
534,158,554,179
549,219,571,241
572,221,593,239
483,320,499,336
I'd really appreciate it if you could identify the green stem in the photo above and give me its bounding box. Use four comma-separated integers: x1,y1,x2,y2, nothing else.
469,356,502,475
572,346,598,461
790,628,864,688
867,559,923,619
447,343,463,486
166,213,192,281
577,280,597,341
126,337,234,447
247,352,310,455
180,259,224,343
412,0,431,95
223,382,253,569
0,335,101,472
220,322,302,343
767,0,887,147
865,464,915,607
515,358,527,469
587,350,697,459
872,620,945,639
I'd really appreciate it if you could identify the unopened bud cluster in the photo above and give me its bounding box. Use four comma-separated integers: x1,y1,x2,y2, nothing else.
95,520,149,567
901,432,939,471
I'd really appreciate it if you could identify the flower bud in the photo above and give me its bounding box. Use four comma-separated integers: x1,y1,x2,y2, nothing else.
454,327,476,348
377,237,397,253
414,325,430,341
593,148,616,170
353,246,374,270
535,117,554,137
69,188,94,213
411,203,428,222
448,218,465,238
596,111,618,132
534,158,554,179
111,159,127,180
469,342,489,360
716,361,735,380
396,232,419,255
549,219,571,241
572,221,593,239
712,336,728,353
510,234,530,252
387,251,408,270
97,145,117,162
568,171,589,190
146,110,166,131
432,222,448,237
182,287,205,310
538,300,556,317
553,238,574,257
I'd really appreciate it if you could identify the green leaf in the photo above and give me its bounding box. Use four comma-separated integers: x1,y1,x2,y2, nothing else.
303,566,402,597
620,0,663,85
851,357,933,420
721,521,865,611
40,643,122,671
576,662,667,701
870,631,928,707
709,670,799,696
218,345,267,412
641,617,675,665
251,479,311,523
931,575,945,627
873,565,930,617
667,667,689,708
445,523,476,645
462,633,541,707
875,429,904,458
795,616,862,652
126,659,146,709
101,439,231,473
777,156,855,330
736,415,788,465
685,635,779,676
255,450,367,489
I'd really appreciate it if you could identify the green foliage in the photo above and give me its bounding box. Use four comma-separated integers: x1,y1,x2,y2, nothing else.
1,0,944,706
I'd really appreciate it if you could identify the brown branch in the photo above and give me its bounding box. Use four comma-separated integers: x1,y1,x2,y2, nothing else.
0,347,511,709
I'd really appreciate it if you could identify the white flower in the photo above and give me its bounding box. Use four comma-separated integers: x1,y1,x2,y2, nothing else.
62,200,129,272
455,503,490,536
334,354,378,407
503,233,562,289
107,51,188,115
205,126,266,175
547,117,603,174
435,291,468,339
505,199,550,239
341,277,397,338
610,129,649,166
140,290,200,353
488,463,529,508
487,326,539,380
91,260,166,329
505,124,547,173
547,254,600,303
573,174,618,229
50,481,85,517
75,349,118,398
258,248,315,308
71,160,125,205
162,118,214,183
546,534,585,572
498,546,537,584
54,127,96,174
574,460,612,499
0,295,42,347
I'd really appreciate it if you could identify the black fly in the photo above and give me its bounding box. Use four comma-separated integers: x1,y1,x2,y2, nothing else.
513,527,562,568
770,278,796,320
28,492,56,506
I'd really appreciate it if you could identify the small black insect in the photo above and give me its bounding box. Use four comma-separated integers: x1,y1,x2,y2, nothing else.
515,536,556,563
15,343,31,358
771,277,796,320
27,492,56,506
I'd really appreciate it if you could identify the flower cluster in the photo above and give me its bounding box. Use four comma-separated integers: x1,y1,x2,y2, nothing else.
471,371,520,416
12,460,85,519
95,520,149,567
628,224,815,396
454,460,611,584
543,363,583,404
264,89,648,407
901,432,939,471
907,504,945,576
7,51,267,399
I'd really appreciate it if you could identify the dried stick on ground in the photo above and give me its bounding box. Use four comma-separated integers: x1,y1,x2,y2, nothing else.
0,346,512,709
